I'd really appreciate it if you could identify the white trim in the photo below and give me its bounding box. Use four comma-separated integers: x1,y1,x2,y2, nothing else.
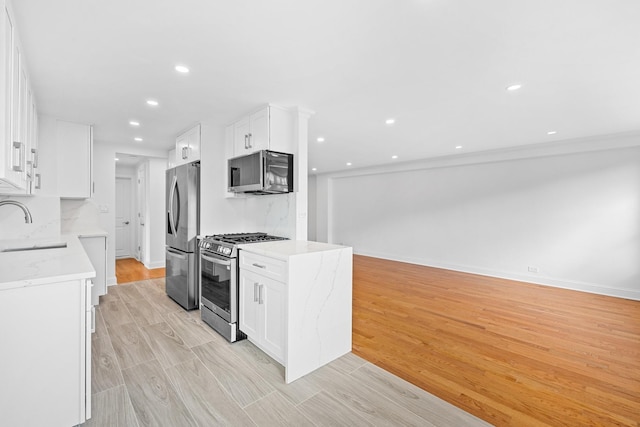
317,131,640,179
144,260,165,270
107,276,117,286
355,250,640,302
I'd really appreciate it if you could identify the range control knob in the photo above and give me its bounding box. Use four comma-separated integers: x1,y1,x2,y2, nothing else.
224,247,231,255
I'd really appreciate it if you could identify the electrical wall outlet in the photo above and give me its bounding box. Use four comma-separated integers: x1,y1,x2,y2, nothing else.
528,266,539,273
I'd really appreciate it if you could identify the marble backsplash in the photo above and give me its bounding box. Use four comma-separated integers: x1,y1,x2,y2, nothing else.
60,199,101,233
0,195,61,240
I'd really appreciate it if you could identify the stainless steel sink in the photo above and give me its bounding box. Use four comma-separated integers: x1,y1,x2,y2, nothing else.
0,242,67,252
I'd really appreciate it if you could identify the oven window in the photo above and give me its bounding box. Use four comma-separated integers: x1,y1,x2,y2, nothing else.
201,256,231,313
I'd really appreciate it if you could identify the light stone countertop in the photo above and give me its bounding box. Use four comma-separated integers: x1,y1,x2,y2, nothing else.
0,234,96,291
238,240,350,261
65,226,108,238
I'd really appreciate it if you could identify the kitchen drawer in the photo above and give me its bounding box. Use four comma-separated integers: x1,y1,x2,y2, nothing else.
240,251,286,282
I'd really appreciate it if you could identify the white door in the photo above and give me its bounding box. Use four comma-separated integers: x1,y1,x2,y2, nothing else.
115,177,132,258
137,165,147,263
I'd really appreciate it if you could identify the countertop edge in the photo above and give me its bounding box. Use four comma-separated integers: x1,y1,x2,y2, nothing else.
0,234,97,291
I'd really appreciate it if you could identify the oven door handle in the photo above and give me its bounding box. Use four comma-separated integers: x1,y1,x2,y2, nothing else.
201,253,232,266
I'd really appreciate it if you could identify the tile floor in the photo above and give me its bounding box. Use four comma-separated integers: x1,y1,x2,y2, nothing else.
83,278,491,427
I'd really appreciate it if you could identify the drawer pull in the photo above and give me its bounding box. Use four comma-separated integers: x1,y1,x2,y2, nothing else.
253,282,259,302
252,263,266,269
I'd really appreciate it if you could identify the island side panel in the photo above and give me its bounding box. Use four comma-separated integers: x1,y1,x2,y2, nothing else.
285,246,353,383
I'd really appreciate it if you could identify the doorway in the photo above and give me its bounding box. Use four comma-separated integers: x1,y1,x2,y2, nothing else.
137,163,147,263
115,177,133,258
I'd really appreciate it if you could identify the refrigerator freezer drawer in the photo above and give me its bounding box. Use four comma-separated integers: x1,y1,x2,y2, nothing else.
166,247,198,310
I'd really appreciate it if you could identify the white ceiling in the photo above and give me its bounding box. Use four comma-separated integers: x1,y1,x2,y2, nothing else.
11,0,640,174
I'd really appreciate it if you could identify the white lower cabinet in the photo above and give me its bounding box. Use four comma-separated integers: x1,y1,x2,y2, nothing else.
0,278,92,425
240,269,285,363
238,243,353,383
79,235,107,306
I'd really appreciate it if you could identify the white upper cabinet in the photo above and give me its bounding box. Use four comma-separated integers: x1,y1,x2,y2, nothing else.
57,120,93,198
175,124,201,165
167,148,176,169
0,0,38,195
229,105,293,157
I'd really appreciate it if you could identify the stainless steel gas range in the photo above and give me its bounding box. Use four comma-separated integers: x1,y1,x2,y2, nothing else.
198,233,287,342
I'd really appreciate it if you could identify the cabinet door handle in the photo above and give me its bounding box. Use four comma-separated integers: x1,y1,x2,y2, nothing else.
35,173,41,189
247,133,252,149
258,284,264,305
252,263,266,269
12,141,24,172
244,134,249,149
31,148,38,168
253,282,259,302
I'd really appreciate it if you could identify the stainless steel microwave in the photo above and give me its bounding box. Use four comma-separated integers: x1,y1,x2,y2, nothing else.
228,150,294,194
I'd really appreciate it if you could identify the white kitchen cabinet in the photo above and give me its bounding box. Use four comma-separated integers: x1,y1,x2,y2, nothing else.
176,123,201,165
28,97,40,193
230,105,293,157
57,120,93,198
167,148,176,169
0,0,38,195
79,235,107,306
0,278,92,425
239,241,352,383
240,268,286,362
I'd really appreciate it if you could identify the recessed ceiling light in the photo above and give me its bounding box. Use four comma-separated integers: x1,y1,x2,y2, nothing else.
385,118,395,125
391,155,398,159
506,84,522,91
134,137,143,142
129,121,140,126
146,99,159,106
455,146,463,149
311,168,317,171
114,158,119,161
317,137,325,143
175,65,190,73
346,162,352,166
547,130,557,135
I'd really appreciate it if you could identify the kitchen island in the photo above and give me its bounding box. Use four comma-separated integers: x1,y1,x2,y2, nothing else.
238,240,352,383
0,234,94,426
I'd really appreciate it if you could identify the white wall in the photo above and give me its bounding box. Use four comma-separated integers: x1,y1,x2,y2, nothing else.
146,158,167,269
92,142,168,284
307,174,317,242
314,135,640,300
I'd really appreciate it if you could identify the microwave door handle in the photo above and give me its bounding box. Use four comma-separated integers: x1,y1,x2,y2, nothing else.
169,175,178,236
261,153,266,188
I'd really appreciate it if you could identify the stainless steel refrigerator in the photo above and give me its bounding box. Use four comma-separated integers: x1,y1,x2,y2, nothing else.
165,161,199,310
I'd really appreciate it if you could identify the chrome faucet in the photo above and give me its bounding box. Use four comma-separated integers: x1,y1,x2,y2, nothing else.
0,199,33,223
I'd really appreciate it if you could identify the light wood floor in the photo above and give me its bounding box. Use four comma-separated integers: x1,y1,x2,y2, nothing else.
116,258,165,284
111,255,640,426
85,278,487,426
352,255,640,427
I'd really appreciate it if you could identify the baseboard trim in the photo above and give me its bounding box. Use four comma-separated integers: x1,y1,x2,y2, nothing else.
107,276,117,286
355,250,640,301
144,260,165,270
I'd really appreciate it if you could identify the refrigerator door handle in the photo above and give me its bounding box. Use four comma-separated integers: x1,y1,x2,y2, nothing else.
166,247,187,260
168,175,178,236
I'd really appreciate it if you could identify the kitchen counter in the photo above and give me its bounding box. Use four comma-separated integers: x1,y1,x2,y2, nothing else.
0,234,95,291
238,239,348,260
